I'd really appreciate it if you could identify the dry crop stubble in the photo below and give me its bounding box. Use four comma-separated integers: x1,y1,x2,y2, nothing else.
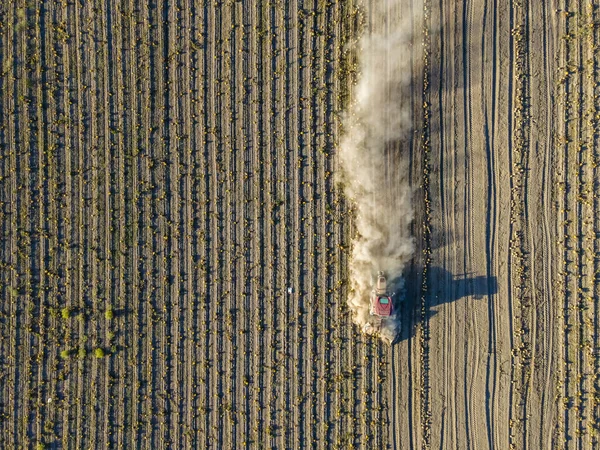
0,0,365,445
15,0,600,447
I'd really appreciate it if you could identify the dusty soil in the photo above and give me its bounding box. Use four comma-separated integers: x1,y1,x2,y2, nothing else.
389,0,600,448
0,0,598,449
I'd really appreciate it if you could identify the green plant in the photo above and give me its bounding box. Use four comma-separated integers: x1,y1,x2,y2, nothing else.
60,349,71,359
105,307,114,320
94,348,105,358
78,346,86,359
61,307,71,319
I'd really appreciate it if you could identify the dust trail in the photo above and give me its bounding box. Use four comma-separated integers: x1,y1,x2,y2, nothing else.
338,6,415,343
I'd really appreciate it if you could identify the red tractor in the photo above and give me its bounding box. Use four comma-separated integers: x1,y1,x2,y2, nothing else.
363,271,397,343
370,271,394,317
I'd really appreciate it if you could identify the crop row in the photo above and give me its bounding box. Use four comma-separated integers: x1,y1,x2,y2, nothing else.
506,1,533,448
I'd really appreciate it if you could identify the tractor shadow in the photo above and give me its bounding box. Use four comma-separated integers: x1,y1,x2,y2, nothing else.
392,265,498,344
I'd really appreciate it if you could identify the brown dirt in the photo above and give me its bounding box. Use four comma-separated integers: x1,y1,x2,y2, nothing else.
388,0,600,448
0,0,599,449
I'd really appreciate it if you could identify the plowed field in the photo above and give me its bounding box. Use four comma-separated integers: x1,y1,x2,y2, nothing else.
1,0,599,449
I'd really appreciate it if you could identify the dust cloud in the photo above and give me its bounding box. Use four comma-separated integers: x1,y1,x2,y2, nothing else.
338,8,415,343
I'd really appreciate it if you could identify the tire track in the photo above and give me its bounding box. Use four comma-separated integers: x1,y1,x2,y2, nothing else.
432,0,459,447
531,0,559,446
482,0,503,444
460,1,482,448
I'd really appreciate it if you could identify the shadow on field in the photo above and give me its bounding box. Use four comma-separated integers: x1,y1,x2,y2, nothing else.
393,265,498,344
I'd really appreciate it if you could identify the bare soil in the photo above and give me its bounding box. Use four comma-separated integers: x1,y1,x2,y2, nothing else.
0,0,598,449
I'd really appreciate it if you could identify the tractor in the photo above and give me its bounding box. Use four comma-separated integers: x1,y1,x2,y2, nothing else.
363,271,398,343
